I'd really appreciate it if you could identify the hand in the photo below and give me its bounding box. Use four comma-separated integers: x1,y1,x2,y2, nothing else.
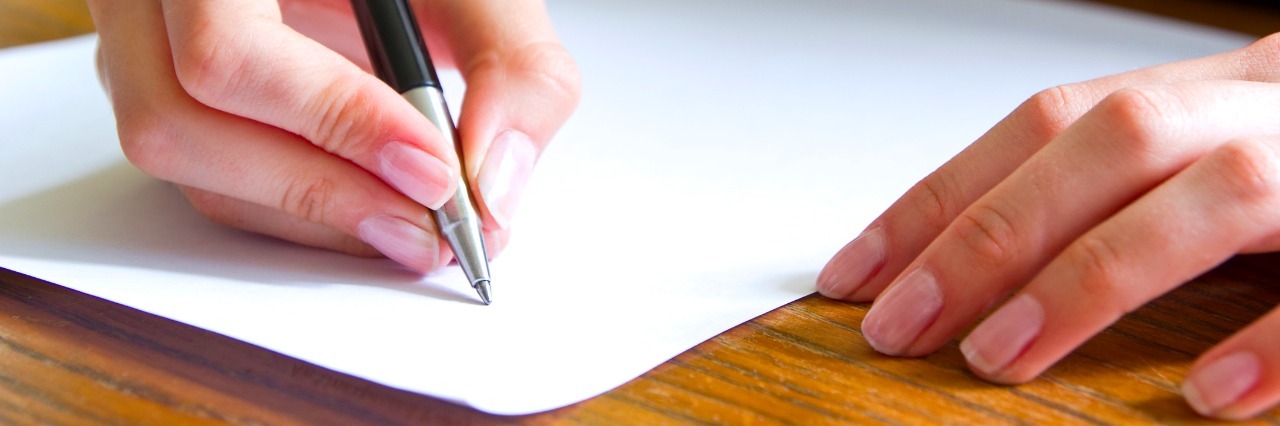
86,0,581,271
817,34,1280,420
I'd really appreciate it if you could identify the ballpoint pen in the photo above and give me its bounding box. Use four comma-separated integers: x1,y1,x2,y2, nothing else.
350,0,493,305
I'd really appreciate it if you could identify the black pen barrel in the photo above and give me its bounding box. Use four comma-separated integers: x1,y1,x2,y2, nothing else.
350,0,441,92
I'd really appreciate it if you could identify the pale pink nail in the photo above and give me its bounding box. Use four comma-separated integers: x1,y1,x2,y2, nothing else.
1183,351,1261,417
861,267,942,355
477,130,536,229
817,227,886,299
357,215,440,273
961,294,1044,376
379,141,456,209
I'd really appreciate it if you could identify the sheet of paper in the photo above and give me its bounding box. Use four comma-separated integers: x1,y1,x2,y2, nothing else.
0,0,1251,415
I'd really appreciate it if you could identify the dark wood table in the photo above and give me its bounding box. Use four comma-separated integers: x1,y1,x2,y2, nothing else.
3,1,1280,424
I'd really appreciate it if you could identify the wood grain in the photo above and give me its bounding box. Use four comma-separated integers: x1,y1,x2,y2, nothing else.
1086,0,1280,37
0,0,92,48
3,0,1280,424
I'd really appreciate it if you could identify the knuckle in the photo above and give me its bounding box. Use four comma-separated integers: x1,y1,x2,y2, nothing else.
513,43,583,105
304,79,381,155
951,202,1021,268
1249,32,1280,53
914,171,968,232
1065,235,1134,313
279,176,338,225
1211,139,1280,205
116,111,177,178
1017,84,1086,140
171,22,249,106
1095,87,1182,162
467,42,584,107
1241,33,1280,81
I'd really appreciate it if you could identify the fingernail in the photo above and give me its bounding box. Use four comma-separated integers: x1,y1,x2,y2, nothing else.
379,141,457,209
861,267,942,355
1183,351,1261,417
817,227,886,299
357,215,440,273
477,130,536,229
961,294,1044,376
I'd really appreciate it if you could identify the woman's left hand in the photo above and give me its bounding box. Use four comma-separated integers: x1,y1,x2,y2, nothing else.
818,34,1280,420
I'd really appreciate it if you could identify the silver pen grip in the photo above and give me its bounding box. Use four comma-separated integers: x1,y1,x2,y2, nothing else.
401,87,492,292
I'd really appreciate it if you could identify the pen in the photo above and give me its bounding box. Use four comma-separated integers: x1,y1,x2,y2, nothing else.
351,0,493,305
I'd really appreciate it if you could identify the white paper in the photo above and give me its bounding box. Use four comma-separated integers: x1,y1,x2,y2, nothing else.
0,0,1251,415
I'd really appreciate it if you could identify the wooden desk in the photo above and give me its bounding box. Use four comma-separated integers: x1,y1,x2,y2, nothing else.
3,1,1280,423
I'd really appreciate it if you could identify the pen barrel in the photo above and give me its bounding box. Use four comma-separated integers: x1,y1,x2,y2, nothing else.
402,87,492,286
350,0,441,92
352,0,492,291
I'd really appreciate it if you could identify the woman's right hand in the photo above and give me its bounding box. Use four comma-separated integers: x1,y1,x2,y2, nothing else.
87,0,581,271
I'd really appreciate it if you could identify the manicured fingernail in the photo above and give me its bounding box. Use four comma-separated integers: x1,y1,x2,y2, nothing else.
357,215,440,273
379,141,457,209
961,294,1044,376
861,267,942,355
477,130,536,229
1183,351,1261,417
817,227,886,299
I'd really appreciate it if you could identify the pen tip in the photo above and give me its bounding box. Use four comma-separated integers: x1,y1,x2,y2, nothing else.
474,280,492,305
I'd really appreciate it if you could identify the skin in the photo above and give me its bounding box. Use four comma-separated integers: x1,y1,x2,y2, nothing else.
818,33,1280,420
86,0,582,272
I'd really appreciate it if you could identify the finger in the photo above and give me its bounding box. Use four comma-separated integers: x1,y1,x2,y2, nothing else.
129,85,451,271
158,0,460,210
91,0,448,272
1183,305,1280,420
860,82,1280,356
178,185,381,256
817,42,1279,302
957,137,1280,388
416,0,583,231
